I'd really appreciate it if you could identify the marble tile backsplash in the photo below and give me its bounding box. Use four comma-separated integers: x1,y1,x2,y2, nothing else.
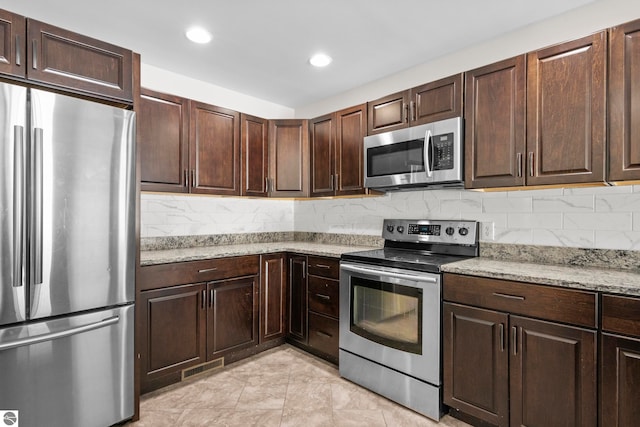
142,184,640,251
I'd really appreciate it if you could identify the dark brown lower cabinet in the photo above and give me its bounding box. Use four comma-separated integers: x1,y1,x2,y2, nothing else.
260,253,287,342
287,255,308,343
601,334,640,426
207,276,259,358
443,303,597,427
139,283,206,393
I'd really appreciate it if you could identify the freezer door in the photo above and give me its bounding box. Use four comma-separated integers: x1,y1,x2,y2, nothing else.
0,304,134,427
29,89,135,320
0,82,27,326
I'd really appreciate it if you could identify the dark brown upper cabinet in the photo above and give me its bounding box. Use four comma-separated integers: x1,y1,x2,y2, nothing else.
367,73,463,135
609,18,640,182
526,31,606,186
310,104,367,198
189,101,241,196
464,56,526,189
27,19,133,102
138,88,189,193
0,9,25,78
241,114,270,197
268,119,309,197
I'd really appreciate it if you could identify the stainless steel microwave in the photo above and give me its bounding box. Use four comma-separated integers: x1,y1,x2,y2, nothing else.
363,117,463,191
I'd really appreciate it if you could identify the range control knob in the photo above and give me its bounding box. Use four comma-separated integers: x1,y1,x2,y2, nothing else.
386,225,394,233
459,227,469,236
396,225,405,234
445,227,455,236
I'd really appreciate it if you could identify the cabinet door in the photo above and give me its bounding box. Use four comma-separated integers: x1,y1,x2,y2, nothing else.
287,255,308,343
526,32,606,185
241,113,269,197
260,254,286,342
335,104,367,196
510,316,596,427
411,73,463,126
139,89,189,192
0,9,25,78
268,119,309,197
367,90,409,135
27,19,133,101
465,56,526,189
601,333,640,427
189,101,240,195
309,113,336,197
139,283,206,393
207,276,259,358
443,303,509,427
609,19,640,182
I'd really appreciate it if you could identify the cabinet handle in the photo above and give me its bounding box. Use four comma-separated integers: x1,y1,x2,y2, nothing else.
191,170,196,188
316,330,332,339
15,35,21,66
265,177,269,193
302,261,306,279
31,39,39,69
198,267,218,273
183,170,188,187
334,174,339,191
528,152,534,177
403,103,409,123
314,264,331,269
210,289,214,307
492,292,525,301
499,323,504,352
410,101,416,122
315,293,330,300
512,326,518,355
330,174,334,190
517,153,523,177
201,290,206,310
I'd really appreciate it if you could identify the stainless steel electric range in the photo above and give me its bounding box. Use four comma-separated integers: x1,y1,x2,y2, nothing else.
339,219,479,420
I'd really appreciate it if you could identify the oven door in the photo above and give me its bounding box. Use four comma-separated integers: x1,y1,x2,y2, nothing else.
339,261,441,385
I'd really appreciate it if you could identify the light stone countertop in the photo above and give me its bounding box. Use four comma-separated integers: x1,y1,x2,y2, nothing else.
140,241,379,266
442,257,640,297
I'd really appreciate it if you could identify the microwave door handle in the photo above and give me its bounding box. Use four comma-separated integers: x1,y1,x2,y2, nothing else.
425,129,433,178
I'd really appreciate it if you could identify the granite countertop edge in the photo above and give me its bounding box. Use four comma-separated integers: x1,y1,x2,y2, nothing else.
442,258,640,297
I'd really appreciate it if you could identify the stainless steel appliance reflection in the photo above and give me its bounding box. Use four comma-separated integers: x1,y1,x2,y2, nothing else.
339,219,479,420
0,81,135,427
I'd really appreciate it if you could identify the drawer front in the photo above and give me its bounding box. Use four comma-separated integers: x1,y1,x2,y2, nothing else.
602,294,640,337
308,312,339,359
307,256,340,279
308,276,339,318
139,255,260,291
443,273,597,328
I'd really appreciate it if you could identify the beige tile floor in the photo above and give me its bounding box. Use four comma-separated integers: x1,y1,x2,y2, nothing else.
129,344,471,426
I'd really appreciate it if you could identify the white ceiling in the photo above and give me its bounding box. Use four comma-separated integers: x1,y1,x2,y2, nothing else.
4,0,595,108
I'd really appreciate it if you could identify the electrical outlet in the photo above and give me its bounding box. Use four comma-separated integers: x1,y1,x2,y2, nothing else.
481,222,494,241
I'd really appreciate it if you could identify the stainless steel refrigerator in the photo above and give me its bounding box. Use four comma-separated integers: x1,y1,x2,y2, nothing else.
0,81,136,427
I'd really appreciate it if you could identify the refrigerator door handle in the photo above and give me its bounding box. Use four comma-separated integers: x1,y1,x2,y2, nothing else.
33,127,44,285
13,125,25,288
0,315,120,351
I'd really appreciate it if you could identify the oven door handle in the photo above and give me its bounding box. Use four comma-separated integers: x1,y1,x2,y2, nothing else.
341,264,437,283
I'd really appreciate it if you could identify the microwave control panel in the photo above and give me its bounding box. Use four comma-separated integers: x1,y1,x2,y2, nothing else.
433,132,454,170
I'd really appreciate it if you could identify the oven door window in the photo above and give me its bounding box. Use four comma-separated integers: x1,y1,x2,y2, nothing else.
350,276,422,354
367,139,425,177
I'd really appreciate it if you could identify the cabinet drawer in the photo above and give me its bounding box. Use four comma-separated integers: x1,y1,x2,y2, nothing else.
308,276,339,318
602,294,640,337
307,256,340,279
443,273,597,328
139,255,260,291
308,312,339,360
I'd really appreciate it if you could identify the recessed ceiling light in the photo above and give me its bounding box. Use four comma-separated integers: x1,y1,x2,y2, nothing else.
186,27,212,44
309,53,332,67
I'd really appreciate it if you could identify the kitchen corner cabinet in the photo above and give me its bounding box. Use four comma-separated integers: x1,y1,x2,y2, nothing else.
465,56,527,189
260,253,287,342
138,255,260,393
309,104,367,197
138,88,189,192
0,9,25,78
443,273,597,427
287,254,308,343
600,294,640,426
241,114,269,197
608,18,640,182
367,73,463,135
269,119,309,197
